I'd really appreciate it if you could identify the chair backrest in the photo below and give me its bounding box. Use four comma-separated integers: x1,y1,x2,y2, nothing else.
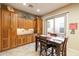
62,38,68,52
48,32,57,37
39,36,48,46
63,38,68,47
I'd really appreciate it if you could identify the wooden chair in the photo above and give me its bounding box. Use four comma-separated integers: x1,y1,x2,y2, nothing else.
55,38,68,56
39,37,53,56
48,32,57,37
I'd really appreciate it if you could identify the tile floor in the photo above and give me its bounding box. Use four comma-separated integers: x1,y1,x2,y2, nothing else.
0,43,79,56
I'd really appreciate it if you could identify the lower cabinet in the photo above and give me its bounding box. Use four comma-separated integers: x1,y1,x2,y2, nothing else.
1,38,10,51
0,34,35,51
0,36,1,51
22,35,27,45
26,34,33,44
16,34,34,46
32,34,36,42
16,35,23,46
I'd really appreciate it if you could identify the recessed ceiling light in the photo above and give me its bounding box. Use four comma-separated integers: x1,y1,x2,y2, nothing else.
36,9,40,12
23,3,26,5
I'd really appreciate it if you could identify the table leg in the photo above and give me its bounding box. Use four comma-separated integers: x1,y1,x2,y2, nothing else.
35,37,38,51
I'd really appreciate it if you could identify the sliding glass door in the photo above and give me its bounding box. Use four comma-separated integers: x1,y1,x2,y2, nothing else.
54,16,65,37
46,14,66,37
46,19,54,34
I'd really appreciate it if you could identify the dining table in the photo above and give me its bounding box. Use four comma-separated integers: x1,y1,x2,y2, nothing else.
35,34,66,56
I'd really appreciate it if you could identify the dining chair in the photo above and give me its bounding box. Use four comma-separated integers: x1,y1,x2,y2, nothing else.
39,37,53,56
48,32,57,37
55,38,68,56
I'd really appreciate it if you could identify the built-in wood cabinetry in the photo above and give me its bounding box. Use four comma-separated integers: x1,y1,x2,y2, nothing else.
16,35,23,46
22,35,27,44
16,34,34,46
26,34,33,43
25,19,34,29
0,4,43,52
17,17,25,28
1,9,11,50
10,13,17,48
17,18,35,46
36,17,42,34
16,35,27,46
0,8,1,51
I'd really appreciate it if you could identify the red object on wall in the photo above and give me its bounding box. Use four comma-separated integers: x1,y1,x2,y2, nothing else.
69,23,77,30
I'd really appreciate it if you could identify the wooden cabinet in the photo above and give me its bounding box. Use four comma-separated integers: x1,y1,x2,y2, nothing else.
1,9,11,50
17,17,25,28
37,17,42,34
25,19,34,29
32,34,35,42
26,34,33,43
22,35,27,44
16,34,33,45
10,13,17,48
28,20,34,28
16,36,21,46
0,8,1,51
16,35,27,46
34,19,37,33
0,5,35,52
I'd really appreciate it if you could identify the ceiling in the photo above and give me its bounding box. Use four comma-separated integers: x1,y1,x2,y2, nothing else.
7,3,69,16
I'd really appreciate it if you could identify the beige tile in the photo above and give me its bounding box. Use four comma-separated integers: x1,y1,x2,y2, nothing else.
0,43,79,56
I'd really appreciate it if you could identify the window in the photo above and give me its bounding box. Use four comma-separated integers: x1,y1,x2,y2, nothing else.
46,14,66,37
55,16,65,33
46,19,54,33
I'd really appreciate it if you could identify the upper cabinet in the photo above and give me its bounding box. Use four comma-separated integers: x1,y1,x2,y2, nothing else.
25,19,34,29
17,18,34,29
17,17,25,28
36,17,43,34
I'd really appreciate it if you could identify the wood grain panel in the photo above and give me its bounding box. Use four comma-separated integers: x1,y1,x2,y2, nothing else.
37,17,42,34
22,35,27,44
17,17,25,28
25,19,34,29
1,9,11,50
16,36,22,46
0,8,1,51
10,13,17,48
26,34,33,43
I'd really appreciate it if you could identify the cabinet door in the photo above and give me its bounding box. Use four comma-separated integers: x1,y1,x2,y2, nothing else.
22,36,27,44
10,13,17,48
25,20,29,29
32,35,35,42
16,36,25,46
1,10,11,50
17,18,25,28
0,8,1,51
28,20,34,28
16,36,21,46
26,35,33,43
25,19,34,29
34,19,37,33
37,17,42,34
